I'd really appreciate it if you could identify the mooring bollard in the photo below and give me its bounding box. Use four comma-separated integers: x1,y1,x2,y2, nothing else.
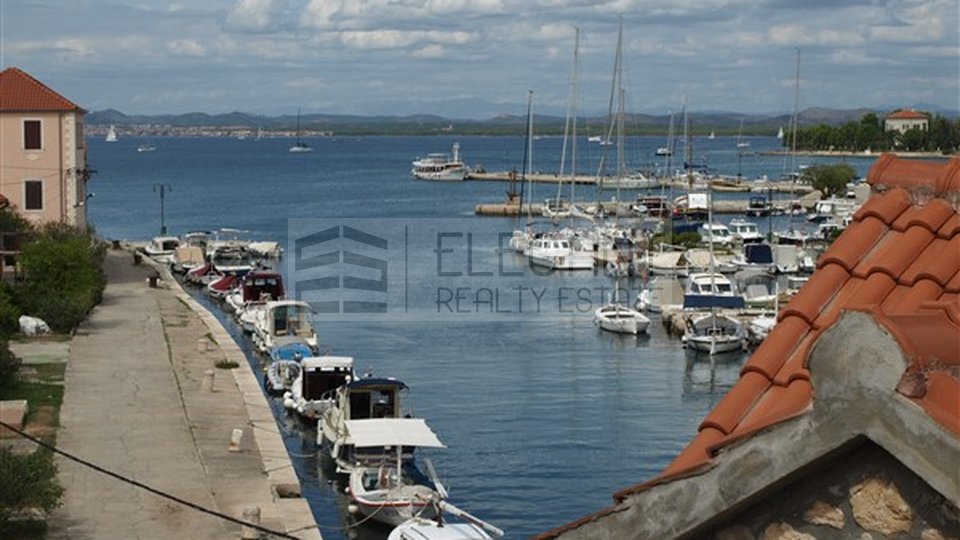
202,369,215,393
229,428,244,452
240,506,261,540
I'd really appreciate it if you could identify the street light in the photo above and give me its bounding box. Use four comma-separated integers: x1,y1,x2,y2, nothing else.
153,183,172,235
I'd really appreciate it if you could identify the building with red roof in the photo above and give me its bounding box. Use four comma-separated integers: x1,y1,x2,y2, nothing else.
0,67,89,228
538,154,960,539
884,109,929,135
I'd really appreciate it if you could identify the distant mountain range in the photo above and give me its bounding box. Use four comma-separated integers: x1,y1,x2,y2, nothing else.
86,105,957,136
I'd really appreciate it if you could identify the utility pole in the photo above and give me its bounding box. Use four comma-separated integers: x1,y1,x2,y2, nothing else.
153,183,172,235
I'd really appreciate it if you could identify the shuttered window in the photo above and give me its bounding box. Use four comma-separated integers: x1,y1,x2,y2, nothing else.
24,120,41,150
25,181,43,210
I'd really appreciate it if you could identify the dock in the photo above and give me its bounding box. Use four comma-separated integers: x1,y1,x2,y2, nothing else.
467,171,598,184
475,194,820,217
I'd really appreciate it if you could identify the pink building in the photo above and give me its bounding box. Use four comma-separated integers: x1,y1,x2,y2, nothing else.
0,67,88,228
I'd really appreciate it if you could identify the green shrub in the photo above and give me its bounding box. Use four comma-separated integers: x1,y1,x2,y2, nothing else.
0,448,63,528
15,225,105,333
0,338,19,388
0,284,21,337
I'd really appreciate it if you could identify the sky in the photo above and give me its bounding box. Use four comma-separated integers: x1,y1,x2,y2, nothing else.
0,0,957,119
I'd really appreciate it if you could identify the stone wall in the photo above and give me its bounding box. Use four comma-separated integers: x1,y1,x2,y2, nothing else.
697,440,960,540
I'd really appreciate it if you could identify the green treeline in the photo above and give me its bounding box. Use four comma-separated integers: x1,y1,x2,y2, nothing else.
789,112,960,154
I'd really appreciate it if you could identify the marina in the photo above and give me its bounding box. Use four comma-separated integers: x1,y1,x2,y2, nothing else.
89,134,880,539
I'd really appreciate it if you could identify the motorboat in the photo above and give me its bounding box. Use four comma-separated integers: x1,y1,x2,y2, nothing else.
282,354,355,420
655,146,672,156
265,337,314,395
631,195,672,218
735,269,778,308
541,198,571,219
635,275,685,314
594,303,650,335
412,143,467,181
226,271,285,332
745,196,772,217
144,236,180,264
206,274,238,300
698,223,734,247
731,243,776,273
253,300,318,354
525,236,594,271
683,311,746,354
683,272,743,310
209,245,255,276
345,418,446,526
171,245,205,274
185,261,222,286
137,143,155,153
389,515,502,540
728,219,764,244
319,377,417,471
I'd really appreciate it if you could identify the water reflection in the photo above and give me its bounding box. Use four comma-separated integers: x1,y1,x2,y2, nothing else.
682,348,746,395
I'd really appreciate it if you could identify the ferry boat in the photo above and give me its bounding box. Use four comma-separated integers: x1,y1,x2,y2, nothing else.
411,142,467,181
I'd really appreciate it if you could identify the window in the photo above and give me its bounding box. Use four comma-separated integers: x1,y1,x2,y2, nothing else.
23,120,41,150
25,181,43,211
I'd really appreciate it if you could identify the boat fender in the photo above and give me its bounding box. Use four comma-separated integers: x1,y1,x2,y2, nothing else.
283,398,295,409
347,503,359,514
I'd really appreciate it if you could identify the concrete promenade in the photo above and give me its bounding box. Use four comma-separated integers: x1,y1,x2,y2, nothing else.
47,250,320,539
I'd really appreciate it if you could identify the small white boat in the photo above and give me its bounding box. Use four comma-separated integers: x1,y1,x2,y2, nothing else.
594,303,650,335
525,236,594,271
635,275,685,314
698,223,734,247
253,300,318,354
144,236,180,264
345,418,446,526
137,143,155,153
728,219,764,244
412,143,467,181
683,311,746,354
105,125,118,142
655,146,672,156
226,271,285,332
282,354,355,420
389,516,499,540
289,107,313,153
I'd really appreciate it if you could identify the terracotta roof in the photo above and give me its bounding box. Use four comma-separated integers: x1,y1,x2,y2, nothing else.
0,67,84,112
885,109,929,121
611,153,960,502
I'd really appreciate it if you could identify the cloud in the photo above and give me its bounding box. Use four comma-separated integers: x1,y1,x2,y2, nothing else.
168,39,208,57
225,0,287,32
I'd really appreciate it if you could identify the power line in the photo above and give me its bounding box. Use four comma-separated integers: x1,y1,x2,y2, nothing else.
0,419,302,540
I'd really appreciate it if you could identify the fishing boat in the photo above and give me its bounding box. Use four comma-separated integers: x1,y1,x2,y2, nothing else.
252,300,318,354
282,354,355,420
289,107,312,153
411,142,467,181
344,418,446,526
319,377,417,471
105,125,118,142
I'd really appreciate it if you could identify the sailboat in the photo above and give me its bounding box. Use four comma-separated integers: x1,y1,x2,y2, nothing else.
777,126,784,140
544,27,582,221
289,108,312,153
736,118,751,149
105,125,118,142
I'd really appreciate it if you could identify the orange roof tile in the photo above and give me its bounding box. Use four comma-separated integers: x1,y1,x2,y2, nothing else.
886,109,929,120
649,154,960,487
0,67,83,112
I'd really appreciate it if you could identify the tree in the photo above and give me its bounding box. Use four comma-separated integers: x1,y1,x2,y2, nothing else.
803,164,856,199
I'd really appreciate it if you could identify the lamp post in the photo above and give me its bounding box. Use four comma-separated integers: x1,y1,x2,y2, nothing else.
153,183,172,235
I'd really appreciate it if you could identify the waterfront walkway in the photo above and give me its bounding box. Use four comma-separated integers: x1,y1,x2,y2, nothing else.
47,250,319,539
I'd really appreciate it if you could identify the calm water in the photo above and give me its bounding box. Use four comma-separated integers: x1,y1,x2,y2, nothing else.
87,135,876,539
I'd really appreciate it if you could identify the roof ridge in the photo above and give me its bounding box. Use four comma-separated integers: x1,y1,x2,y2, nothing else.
0,66,83,112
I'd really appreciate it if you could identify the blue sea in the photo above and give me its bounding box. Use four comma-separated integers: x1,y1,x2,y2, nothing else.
87,134,877,539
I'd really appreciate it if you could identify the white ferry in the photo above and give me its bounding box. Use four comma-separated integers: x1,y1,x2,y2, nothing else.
411,142,467,181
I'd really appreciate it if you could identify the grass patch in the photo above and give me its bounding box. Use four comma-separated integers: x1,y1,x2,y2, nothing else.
2,382,64,428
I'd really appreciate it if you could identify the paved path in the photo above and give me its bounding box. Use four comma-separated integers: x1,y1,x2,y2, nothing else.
48,250,319,539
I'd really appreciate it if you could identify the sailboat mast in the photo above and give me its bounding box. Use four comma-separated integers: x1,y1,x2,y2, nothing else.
557,27,580,207
790,47,801,173
519,90,534,220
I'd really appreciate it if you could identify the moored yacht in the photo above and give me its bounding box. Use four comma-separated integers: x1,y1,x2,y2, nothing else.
412,142,467,181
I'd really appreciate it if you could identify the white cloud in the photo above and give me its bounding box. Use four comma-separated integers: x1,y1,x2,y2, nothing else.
411,44,445,58
168,39,208,57
225,0,286,32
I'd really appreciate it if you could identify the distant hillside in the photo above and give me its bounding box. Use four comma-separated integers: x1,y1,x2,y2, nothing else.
84,106,958,136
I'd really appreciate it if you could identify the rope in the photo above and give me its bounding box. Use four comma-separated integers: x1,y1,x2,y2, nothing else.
0,420,300,540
